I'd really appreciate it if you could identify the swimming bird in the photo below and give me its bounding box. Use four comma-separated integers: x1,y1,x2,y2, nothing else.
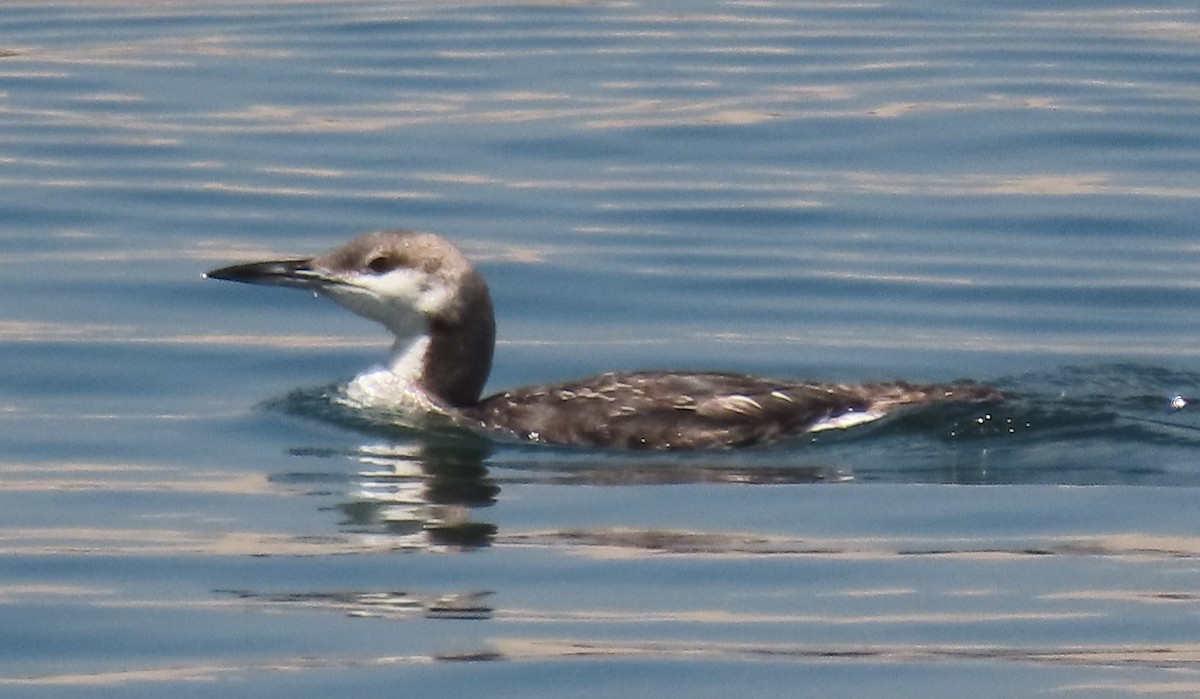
206,230,998,450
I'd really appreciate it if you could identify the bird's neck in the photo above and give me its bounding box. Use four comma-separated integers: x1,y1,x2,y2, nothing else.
387,334,433,391
387,273,495,409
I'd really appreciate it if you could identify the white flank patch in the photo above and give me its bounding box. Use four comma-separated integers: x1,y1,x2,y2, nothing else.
808,409,887,433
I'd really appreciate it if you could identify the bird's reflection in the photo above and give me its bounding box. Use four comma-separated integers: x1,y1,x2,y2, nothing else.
306,432,499,550
299,433,850,552
219,588,495,621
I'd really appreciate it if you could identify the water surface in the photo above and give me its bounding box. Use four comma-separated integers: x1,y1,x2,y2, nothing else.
3,1,1200,696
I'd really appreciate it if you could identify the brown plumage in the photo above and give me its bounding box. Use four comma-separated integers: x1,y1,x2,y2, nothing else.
467,372,998,449
207,230,1001,451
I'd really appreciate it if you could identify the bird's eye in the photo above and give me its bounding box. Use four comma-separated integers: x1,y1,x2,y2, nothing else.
366,255,400,274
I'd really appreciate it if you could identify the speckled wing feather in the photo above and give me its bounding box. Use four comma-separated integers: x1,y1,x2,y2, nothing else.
465,371,999,450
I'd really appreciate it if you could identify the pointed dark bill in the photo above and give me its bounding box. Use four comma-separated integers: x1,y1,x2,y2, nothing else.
204,258,332,289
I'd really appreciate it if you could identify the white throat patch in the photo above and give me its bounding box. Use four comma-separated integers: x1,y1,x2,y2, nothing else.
317,266,453,341
388,334,431,385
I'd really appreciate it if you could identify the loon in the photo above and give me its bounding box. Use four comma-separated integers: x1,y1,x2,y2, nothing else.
206,230,998,450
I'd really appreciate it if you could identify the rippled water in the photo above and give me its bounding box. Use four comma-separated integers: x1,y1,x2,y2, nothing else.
4,1,1200,696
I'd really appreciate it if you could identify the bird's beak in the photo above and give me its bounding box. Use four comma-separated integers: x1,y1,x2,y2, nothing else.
205,258,334,290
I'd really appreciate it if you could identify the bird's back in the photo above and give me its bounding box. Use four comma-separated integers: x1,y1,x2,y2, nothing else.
465,371,999,450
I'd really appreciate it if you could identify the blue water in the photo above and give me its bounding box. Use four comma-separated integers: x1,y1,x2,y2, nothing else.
4,1,1200,696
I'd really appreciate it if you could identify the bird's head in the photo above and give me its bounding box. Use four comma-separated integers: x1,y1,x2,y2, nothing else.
206,230,482,340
